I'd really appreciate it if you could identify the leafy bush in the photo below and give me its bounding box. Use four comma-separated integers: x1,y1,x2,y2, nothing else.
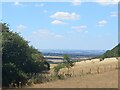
54,64,65,77
63,54,75,73
1,23,50,87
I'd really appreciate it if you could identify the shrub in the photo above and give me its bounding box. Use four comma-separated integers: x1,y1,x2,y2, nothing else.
63,54,75,74
1,23,50,87
54,64,65,77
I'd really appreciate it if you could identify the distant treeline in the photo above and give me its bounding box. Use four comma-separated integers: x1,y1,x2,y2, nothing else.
43,53,102,58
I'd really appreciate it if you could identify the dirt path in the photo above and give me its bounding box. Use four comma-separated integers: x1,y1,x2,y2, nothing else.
31,70,118,88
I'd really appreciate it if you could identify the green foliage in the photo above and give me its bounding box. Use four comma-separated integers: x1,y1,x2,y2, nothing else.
63,54,70,61
54,63,65,76
63,54,75,69
54,63,65,73
53,55,75,80
29,74,50,84
100,44,120,58
3,63,28,86
1,23,50,87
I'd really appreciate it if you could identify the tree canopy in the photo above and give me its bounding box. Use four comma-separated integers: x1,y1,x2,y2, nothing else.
1,23,50,86
63,54,75,68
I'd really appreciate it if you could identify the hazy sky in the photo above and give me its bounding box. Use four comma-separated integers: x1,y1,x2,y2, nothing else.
2,1,118,50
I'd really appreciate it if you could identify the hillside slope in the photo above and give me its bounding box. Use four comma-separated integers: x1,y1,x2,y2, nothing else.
100,44,120,58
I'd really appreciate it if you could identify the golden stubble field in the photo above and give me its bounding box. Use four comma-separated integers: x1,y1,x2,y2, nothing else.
31,57,119,88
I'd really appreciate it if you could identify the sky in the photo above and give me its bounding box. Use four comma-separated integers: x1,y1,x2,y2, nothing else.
2,0,118,50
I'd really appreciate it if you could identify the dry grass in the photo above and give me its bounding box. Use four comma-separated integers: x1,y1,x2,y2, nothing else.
32,70,118,88
30,57,118,88
50,64,57,69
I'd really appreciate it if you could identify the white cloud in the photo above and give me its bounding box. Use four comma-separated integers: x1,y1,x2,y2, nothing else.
50,12,80,20
51,20,66,25
95,0,119,5
98,20,107,27
72,25,87,32
32,29,64,39
72,0,81,6
16,24,27,32
110,12,118,17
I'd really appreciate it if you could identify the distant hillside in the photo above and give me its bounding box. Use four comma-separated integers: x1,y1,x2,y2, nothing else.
100,44,120,58
41,49,105,58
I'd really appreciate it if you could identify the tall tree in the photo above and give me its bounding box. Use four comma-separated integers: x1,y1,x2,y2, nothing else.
1,23,50,87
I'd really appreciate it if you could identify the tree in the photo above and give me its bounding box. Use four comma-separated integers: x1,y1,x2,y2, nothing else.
63,54,75,74
1,23,50,87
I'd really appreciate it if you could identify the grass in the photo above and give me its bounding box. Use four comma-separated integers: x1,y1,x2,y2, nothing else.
28,57,119,88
